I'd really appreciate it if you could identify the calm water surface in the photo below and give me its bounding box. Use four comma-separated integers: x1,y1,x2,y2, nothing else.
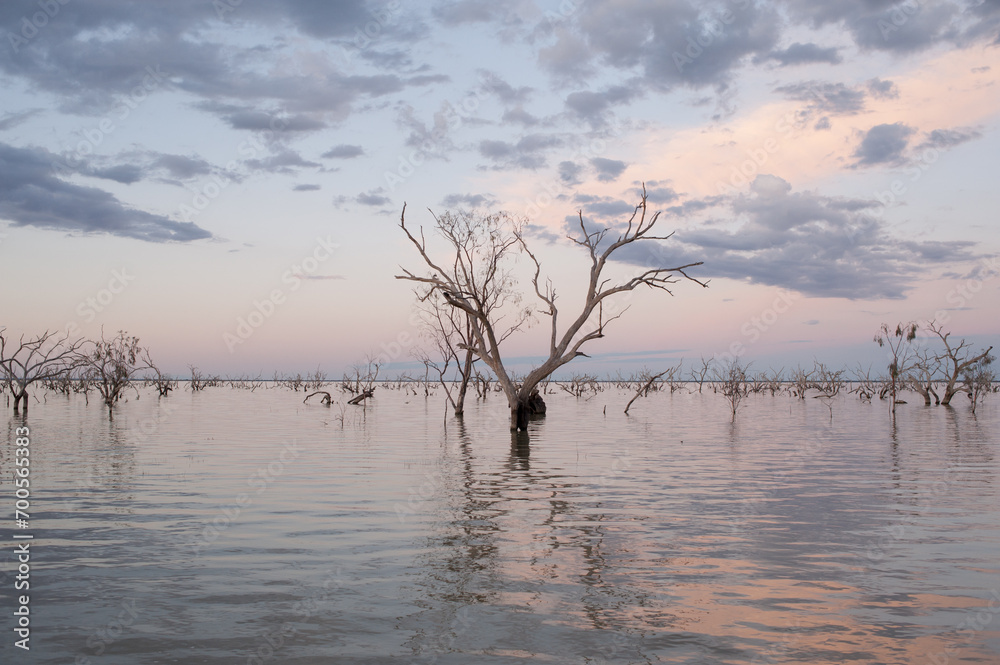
2,387,999,664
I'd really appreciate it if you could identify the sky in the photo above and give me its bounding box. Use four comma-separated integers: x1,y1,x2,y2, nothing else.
1,0,998,378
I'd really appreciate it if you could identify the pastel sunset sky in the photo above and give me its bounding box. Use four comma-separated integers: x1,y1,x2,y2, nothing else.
1,0,997,377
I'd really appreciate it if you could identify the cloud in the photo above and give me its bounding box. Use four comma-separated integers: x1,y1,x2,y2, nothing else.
917,126,983,150
478,133,562,170
573,194,636,219
440,193,498,209
245,148,321,175
568,1,782,89
0,143,212,243
762,42,842,66
774,81,867,115
432,0,513,27
293,184,321,192
611,175,978,299
321,144,365,159
780,0,965,53
852,122,915,166
558,161,583,186
0,109,43,132
356,189,391,206
565,86,639,126
866,78,899,99
591,157,627,182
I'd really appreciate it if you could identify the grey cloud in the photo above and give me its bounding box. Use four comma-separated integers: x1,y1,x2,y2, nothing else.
479,71,533,105
0,109,42,132
852,122,915,166
502,107,540,126
611,175,977,299
322,144,365,159
779,0,963,53
478,133,562,170
591,157,627,182
441,193,498,208
918,127,983,149
558,161,583,186
86,163,145,184
246,148,321,174
0,142,211,243
575,1,781,89
225,111,327,133
573,194,635,219
763,42,842,66
293,184,321,192
564,85,639,127
867,78,899,99
774,81,867,115
433,0,501,26
357,189,390,206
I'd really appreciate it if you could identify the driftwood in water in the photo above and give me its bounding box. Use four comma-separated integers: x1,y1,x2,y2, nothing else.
304,391,332,405
347,388,375,405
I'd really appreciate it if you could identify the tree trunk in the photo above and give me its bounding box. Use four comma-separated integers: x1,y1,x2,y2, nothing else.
454,348,474,416
941,379,959,406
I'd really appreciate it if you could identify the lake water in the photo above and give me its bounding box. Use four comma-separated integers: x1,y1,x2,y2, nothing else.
3,386,999,664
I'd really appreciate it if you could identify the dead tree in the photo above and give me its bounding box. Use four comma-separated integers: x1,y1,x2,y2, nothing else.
874,322,918,415
624,366,678,415
907,348,941,405
963,353,995,415
397,186,706,430
413,288,478,415
713,360,750,422
689,355,713,393
927,321,993,406
342,355,381,405
304,391,333,405
1,328,86,414
79,330,156,416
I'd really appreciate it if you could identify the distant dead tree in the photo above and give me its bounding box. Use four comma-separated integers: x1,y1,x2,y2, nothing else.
1,328,86,414
149,366,177,396
874,322,918,415
397,186,706,430
341,355,381,405
79,330,156,416
927,321,993,406
623,365,681,415
189,365,205,392
713,359,750,421
963,353,995,415
689,355,713,393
